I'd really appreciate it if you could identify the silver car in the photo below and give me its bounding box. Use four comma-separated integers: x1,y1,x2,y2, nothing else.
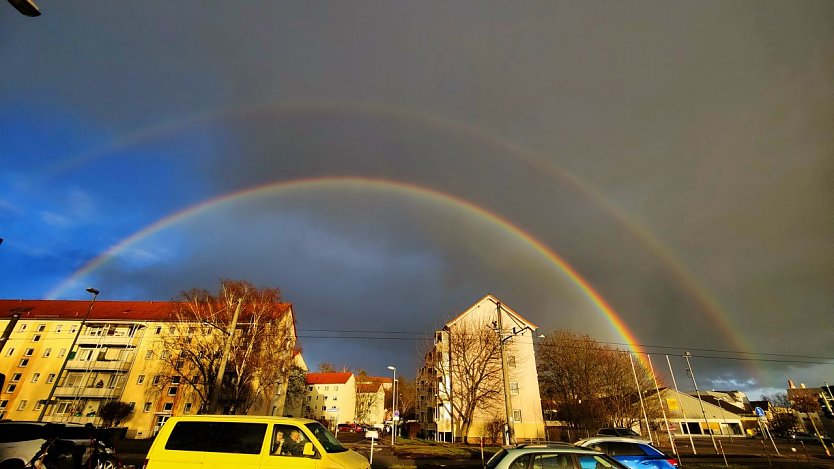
485,443,629,469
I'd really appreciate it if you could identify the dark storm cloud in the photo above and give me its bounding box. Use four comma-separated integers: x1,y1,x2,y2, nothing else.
2,1,832,389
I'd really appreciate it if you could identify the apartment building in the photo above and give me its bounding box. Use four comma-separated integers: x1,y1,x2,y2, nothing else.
304,372,356,427
416,294,545,443
0,299,297,438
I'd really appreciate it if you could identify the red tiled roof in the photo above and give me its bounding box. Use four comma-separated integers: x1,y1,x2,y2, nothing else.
0,299,291,322
362,376,392,384
357,383,384,393
306,372,353,385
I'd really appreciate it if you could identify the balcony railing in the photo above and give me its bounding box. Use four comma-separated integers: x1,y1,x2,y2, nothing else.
54,385,125,399
77,335,140,346
64,359,132,372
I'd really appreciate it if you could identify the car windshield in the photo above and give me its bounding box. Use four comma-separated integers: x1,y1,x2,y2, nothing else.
577,454,630,468
484,449,509,469
305,422,347,453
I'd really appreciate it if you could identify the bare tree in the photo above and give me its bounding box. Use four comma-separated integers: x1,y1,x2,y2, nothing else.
155,279,296,414
396,377,417,420
537,330,661,435
429,318,510,442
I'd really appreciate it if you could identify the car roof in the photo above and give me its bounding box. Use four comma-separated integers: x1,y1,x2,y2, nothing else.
577,436,653,445
505,444,606,455
165,415,319,425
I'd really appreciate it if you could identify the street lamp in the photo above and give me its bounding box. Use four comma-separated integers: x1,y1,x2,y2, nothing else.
387,365,397,445
7,0,41,16
683,352,718,454
38,287,99,422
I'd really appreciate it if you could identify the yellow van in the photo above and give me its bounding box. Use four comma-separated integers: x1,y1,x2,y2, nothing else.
142,415,370,469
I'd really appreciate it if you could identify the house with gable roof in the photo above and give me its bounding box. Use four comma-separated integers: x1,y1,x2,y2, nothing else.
416,294,545,443
304,371,356,428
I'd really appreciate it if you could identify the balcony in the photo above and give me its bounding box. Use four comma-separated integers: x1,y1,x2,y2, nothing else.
64,359,132,372
54,385,125,399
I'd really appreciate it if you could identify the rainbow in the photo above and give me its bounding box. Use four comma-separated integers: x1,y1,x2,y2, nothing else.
43,101,759,379
47,176,650,364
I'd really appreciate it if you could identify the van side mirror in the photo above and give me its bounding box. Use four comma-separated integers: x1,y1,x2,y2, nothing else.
302,442,315,456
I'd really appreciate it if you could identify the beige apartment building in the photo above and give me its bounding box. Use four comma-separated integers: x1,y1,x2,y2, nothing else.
304,372,356,428
417,294,545,443
0,299,297,438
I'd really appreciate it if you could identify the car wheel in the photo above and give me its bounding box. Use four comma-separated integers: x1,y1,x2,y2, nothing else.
0,460,25,469
94,457,118,469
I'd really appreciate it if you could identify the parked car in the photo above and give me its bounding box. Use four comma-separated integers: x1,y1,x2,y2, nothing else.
596,428,641,437
144,415,370,469
336,423,362,433
485,443,628,469
790,431,833,445
0,420,118,468
576,437,678,469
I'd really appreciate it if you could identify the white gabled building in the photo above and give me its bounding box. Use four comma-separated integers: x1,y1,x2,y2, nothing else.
417,294,545,443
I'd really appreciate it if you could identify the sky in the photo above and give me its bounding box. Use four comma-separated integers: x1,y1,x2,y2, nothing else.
1,1,832,399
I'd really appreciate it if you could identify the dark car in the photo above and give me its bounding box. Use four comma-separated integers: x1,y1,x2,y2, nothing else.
790,431,832,444
577,437,678,469
596,427,641,437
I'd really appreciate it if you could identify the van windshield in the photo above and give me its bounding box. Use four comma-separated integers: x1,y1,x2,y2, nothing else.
305,422,347,453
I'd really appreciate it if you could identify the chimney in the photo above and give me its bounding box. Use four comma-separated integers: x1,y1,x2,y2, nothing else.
788,380,796,389
800,383,806,389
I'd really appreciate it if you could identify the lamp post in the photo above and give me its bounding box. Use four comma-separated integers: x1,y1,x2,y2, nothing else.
38,287,99,422
387,365,397,445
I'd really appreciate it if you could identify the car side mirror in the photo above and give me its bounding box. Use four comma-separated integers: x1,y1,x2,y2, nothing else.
302,442,315,456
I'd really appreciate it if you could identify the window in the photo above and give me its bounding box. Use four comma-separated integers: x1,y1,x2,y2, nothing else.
17,324,27,332
37,324,46,332
307,386,313,392
146,350,154,359
160,350,168,359
306,396,311,402
175,360,184,370
47,373,56,383
171,376,181,384
324,386,329,391
168,387,177,396
18,359,29,367
510,382,519,395
5,348,13,357
56,324,63,333
166,421,266,454
513,409,521,421
143,402,152,412
508,355,516,368
322,406,326,411
32,335,41,342
0,400,7,408
333,396,338,401
334,386,338,391
184,402,193,414
70,326,77,333
163,402,173,411
137,375,146,385
6,384,16,393
31,373,40,383
17,400,27,411
24,348,34,356
43,348,52,357
154,326,162,334
11,373,21,382
152,375,160,385
607,442,647,456
59,348,67,357
34,402,43,411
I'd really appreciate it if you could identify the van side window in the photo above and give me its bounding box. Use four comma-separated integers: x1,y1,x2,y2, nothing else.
166,421,267,454
271,424,312,457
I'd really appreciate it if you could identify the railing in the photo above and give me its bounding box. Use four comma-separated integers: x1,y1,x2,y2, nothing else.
64,359,132,372
54,385,125,399
77,335,140,346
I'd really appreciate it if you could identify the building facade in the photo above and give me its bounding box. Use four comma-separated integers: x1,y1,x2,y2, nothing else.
417,294,545,443
0,299,297,438
304,372,356,428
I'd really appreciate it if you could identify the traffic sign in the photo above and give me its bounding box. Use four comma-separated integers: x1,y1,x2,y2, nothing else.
754,407,765,418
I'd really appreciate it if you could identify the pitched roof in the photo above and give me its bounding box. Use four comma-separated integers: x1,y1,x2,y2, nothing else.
0,299,292,322
446,294,538,330
357,383,384,393
359,376,392,385
306,372,353,385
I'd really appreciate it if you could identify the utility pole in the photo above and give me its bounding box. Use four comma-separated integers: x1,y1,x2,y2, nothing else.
667,355,696,454
496,302,514,446
208,298,242,414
